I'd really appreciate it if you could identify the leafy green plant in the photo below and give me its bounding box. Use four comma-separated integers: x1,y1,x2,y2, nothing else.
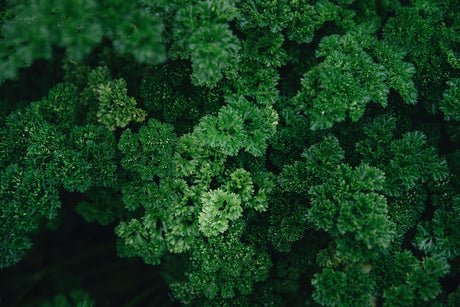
1,0,459,306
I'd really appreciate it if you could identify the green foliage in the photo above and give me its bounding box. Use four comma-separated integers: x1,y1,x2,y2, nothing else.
414,192,460,260
356,115,449,239
0,83,120,268
115,112,275,268
139,60,223,130
449,286,460,307
312,265,375,307
382,1,460,111
267,192,309,253
0,0,166,82
0,164,60,268
1,0,459,306
115,217,166,265
170,222,272,303
94,79,147,131
199,189,242,237
67,124,118,188
294,23,417,130
76,189,126,226
442,78,460,121
281,136,394,263
119,118,177,180
236,0,359,43
372,251,450,306
195,95,278,156
309,163,393,262
169,0,241,87
62,64,147,129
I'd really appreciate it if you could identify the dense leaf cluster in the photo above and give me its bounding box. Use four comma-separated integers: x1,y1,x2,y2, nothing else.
1,0,459,306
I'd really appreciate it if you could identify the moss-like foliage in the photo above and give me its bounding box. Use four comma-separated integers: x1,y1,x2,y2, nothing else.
0,0,459,306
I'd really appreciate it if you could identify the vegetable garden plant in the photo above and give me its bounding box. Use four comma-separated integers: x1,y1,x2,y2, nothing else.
0,0,459,306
